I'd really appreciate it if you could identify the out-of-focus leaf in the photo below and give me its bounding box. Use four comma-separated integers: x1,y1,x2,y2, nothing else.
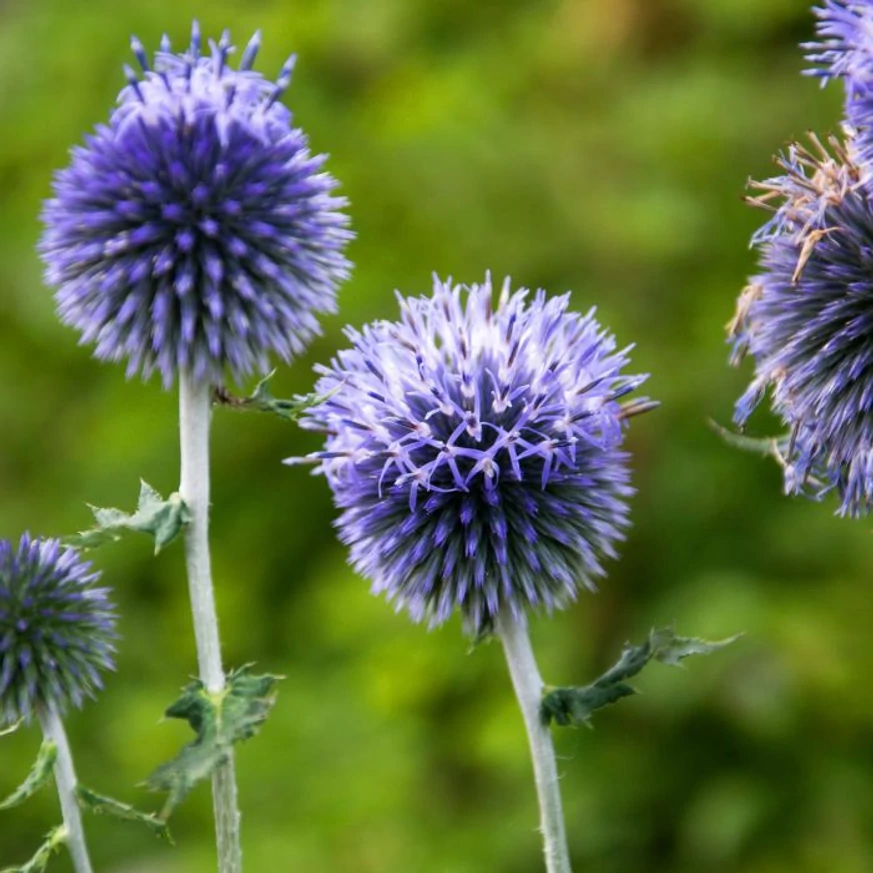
541,628,740,728
75,785,172,842
0,738,56,810
0,826,66,873
708,419,789,458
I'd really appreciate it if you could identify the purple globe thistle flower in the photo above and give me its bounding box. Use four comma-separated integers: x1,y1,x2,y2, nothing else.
730,134,873,516
291,275,651,631
40,23,352,387
0,535,116,724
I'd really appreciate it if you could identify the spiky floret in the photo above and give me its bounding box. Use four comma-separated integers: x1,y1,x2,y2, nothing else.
805,2,873,160
292,275,650,631
805,1,873,88
0,535,116,724
40,22,352,387
730,134,873,516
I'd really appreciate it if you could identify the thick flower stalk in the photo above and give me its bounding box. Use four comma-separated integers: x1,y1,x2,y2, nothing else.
293,275,650,872
0,535,117,873
40,23,352,873
40,22,352,388
731,1,873,517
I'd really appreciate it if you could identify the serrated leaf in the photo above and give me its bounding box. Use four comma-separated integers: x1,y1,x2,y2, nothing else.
540,684,636,728
215,371,338,422
541,627,740,728
66,480,191,554
0,826,66,873
145,666,281,817
75,785,171,842
708,419,789,458
650,629,741,667
0,739,57,810
709,420,829,492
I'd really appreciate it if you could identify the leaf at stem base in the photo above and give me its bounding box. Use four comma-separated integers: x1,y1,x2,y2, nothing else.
145,666,281,818
541,628,741,728
0,739,57,810
75,785,172,842
66,480,191,554
0,826,66,873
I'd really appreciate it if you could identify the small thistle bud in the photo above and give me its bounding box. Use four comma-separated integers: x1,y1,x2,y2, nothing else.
731,134,873,516
40,22,353,387
292,275,651,631
0,535,116,724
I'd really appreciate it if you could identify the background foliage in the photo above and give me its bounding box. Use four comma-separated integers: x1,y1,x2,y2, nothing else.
0,1,868,871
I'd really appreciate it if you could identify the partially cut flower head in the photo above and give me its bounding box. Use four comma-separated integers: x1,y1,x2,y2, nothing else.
0,535,116,724
731,134,873,516
40,22,352,387
292,275,651,632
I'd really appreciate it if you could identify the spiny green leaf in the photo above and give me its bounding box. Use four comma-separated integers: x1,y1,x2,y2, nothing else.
0,739,57,810
66,480,191,554
214,370,338,422
75,785,171,841
0,826,66,873
708,419,789,458
541,628,740,728
709,420,829,491
145,666,281,817
0,721,22,738
650,629,741,667
540,684,636,728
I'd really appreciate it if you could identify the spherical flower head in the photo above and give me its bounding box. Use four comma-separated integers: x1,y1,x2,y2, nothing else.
0,535,116,724
731,134,873,516
40,23,352,387
293,275,650,632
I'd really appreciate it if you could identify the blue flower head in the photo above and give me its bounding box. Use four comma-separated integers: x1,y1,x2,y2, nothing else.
0,536,117,724
731,135,873,516
292,275,651,632
40,23,352,387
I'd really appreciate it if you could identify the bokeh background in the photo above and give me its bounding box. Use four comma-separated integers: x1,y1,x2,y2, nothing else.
0,1,869,871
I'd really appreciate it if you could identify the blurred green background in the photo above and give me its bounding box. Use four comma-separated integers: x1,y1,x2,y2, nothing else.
0,0,869,871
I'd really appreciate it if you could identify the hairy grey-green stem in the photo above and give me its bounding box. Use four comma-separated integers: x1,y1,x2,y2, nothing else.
38,704,92,873
495,606,572,873
179,371,242,873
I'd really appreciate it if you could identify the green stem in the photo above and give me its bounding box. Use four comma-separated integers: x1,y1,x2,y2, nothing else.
495,606,572,873
179,371,242,873
38,704,93,873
